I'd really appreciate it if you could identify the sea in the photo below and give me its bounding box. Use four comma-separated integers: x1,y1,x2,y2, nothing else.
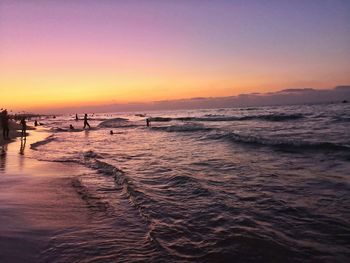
28,103,350,262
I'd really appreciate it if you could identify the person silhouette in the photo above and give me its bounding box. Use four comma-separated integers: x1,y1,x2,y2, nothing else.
75,114,79,121
20,117,26,137
1,110,10,140
70,124,75,130
83,114,91,129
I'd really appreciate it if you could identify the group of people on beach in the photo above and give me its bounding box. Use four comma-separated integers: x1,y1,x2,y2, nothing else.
0,109,27,140
2,110,153,141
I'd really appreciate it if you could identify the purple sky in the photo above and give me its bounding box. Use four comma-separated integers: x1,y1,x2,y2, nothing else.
1,0,350,112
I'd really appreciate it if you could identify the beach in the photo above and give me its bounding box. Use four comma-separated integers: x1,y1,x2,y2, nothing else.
0,122,23,147
2,1,350,261
1,104,350,262
0,130,92,262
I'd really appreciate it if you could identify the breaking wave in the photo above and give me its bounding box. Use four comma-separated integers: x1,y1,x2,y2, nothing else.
148,117,172,122
51,127,84,133
81,153,153,224
98,118,130,128
151,124,213,133
210,132,350,153
30,135,57,150
149,113,304,123
333,116,350,123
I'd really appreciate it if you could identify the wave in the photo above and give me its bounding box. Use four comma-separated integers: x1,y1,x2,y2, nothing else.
333,116,350,123
82,154,146,207
71,178,112,213
98,117,136,128
166,175,212,197
211,132,350,153
175,116,239,121
148,117,172,122
81,158,154,225
30,135,56,150
240,113,304,121
187,113,304,122
152,124,213,133
83,150,104,159
51,127,84,133
96,120,141,129
149,113,304,123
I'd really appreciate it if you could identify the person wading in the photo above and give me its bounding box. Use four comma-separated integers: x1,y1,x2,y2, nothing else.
83,114,91,129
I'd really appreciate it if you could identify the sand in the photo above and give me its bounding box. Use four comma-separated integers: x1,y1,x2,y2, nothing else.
0,120,35,146
0,130,91,262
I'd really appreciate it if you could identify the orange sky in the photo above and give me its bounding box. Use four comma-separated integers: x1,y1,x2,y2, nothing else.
1,1,350,112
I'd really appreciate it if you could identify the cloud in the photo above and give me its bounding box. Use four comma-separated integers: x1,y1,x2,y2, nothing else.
29,86,350,114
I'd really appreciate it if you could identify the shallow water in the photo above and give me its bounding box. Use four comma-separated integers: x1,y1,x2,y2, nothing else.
26,103,350,262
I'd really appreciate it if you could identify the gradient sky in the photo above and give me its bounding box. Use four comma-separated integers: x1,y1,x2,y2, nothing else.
1,0,350,111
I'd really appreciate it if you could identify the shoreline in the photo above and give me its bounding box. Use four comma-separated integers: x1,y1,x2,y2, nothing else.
0,130,24,147
0,120,35,147
0,129,91,262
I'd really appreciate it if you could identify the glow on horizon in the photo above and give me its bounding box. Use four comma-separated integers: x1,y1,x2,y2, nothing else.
1,0,350,111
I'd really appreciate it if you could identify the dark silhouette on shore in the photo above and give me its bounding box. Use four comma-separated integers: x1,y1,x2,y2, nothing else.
146,118,150,127
34,120,38,127
110,130,113,135
70,124,75,130
1,110,10,140
83,114,90,129
75,114,79,121
20,117,26,137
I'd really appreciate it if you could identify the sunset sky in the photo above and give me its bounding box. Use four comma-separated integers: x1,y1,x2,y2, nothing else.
1,0,350,112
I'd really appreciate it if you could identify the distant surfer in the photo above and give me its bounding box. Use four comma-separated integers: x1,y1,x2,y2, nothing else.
110,130,114,135
70,124,75,130
146,118,150,127
34,120,38,127
83,114,91,129
75,114,79,121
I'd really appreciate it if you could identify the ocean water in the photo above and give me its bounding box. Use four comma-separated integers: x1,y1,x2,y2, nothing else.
30,103,350,262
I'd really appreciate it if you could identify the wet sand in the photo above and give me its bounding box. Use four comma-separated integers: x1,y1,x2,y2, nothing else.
0,121,35,146
0,130,22,146
0,130,91,262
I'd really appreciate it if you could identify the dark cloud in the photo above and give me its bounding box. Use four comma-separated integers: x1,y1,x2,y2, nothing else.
34,86,350,114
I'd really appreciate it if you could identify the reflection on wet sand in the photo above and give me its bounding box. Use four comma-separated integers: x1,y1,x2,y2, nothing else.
18,138,26,170
20,137,26,155
0,144,7,172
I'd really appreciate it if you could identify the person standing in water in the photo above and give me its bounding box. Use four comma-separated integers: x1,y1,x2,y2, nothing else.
1,110,10,140
83,114,91,129
146,118,150,127
75,114,79,121
20,117,26,137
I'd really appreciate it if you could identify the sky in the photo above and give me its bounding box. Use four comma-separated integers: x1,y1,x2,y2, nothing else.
1,0,350,112
41,86,350,114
